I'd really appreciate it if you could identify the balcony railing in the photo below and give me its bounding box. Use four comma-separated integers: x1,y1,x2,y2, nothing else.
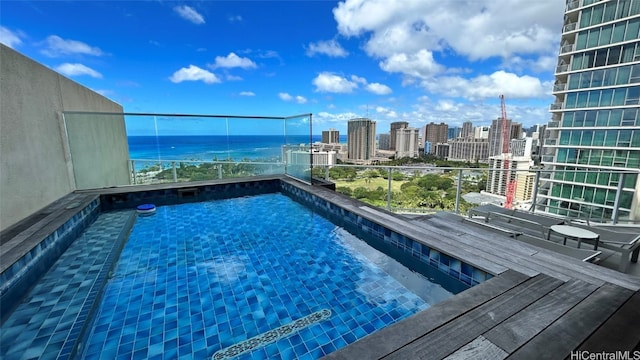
125,158,639,224
566,0,580,11
541,155,556,163
550,103,564,110
555,64,569,73
563,22,577,33
561,43,575,54
553,83,567,92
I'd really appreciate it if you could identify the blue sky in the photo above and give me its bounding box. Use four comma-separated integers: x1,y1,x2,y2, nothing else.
1,0,564,135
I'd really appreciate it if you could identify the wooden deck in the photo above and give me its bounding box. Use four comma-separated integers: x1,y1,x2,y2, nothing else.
311,184,640,359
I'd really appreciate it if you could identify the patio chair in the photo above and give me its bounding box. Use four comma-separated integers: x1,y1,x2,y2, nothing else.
568,222,640,273
468,205,566,238
517,234,601,263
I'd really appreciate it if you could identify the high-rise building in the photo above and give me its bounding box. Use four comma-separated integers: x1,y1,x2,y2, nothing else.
475,126,490,139
515,172,537,202
511,122,524,140
488,118,513,157
448,127,461,139
395,128,419,158
448,138,490,162
390,121,408,150
423,122,448,154
461,121,473,139
321,128,340,144
487,155,533,198
347,118,376,161
378,133,391,150
510,137,534,158
540,0,640,222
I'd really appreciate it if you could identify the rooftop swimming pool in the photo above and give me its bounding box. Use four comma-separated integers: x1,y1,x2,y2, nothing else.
82,193,453,359
1,179,492,359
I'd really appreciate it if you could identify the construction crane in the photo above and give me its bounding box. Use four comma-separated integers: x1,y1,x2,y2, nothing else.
500,94,517,209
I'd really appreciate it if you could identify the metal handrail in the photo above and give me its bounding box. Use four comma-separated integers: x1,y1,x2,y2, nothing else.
127,158,639,225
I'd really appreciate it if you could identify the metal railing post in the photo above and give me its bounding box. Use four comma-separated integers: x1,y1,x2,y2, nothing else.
218,164,223,179
325,165,329,181
530,170,542,213
172,161,178,182
131,160,137,184
387,167,392,211
455,169,463,214
611,173,625,224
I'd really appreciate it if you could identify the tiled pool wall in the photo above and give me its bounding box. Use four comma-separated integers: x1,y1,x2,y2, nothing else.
279,181,493,292
0,199,101,322
99,179,281,211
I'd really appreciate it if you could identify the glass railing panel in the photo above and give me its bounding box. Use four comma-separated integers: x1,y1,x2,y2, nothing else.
62,112,132,189
283,114,312,183
63,112,310,189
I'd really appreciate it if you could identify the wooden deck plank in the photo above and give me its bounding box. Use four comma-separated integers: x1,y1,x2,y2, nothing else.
415,216,581,281
382,274,563,360
425,213,640,291
483,279,597,353
323,270,529,360
506,283,634,360
407,217,554,278
576,290,640,352
443,336,508,360
354,205,508,274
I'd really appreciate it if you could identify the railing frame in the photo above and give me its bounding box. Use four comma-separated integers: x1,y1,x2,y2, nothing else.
127,159,639,225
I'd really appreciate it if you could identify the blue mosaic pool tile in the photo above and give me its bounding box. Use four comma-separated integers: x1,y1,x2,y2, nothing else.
80,194,439,359
1,209,135,360
1,199,100,314
280,181,494,291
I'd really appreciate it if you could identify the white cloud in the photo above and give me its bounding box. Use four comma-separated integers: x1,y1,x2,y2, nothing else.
42,35,104,57
239,91,255,96
174,5,205,25
278,93,307,104
375,106,397,118
228,15,243,22
226,74,243,81
422,70,551,100
334,0,562,60
169,65,220,84
434,100,458,112
210,52,257,69
279,92,293,101
0,27,22,48
502,55,557,74
55,63,103,78
350,75,367,85
305,39,348,57
379,50,443,79
312,72,358,93
366,83,392,95
332,0,562,93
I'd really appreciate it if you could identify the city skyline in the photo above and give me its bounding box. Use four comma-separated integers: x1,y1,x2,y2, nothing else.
1,0,564,135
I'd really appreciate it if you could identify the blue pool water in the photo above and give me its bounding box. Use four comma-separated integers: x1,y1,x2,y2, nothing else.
81,193,453,359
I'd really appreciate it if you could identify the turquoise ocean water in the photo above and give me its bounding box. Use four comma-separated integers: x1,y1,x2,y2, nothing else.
128,135,346,164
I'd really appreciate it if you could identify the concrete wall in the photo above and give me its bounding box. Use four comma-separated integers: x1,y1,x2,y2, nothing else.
0,44,129,231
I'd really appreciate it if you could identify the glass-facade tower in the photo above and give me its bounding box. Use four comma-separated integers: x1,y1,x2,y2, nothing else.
540,0,640,222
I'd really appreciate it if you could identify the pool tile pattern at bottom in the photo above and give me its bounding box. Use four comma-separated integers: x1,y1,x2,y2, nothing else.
0,211,134,360
83,194,435,359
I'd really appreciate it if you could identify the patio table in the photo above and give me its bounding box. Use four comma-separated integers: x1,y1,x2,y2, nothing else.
548,225,600,250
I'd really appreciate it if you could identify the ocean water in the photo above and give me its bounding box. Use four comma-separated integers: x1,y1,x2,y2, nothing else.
128,135,345,163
